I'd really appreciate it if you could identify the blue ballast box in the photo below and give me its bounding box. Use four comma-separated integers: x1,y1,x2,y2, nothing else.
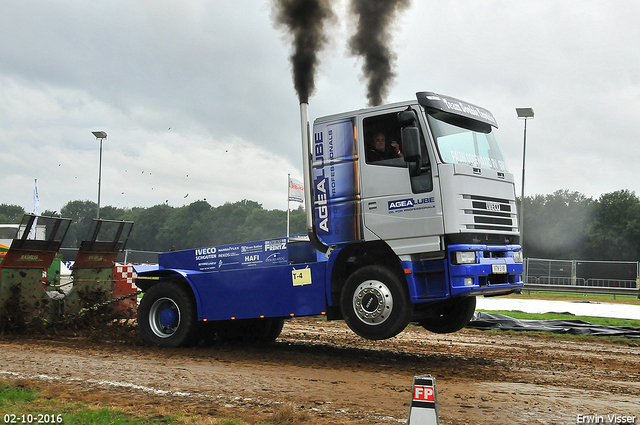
159,238,317,272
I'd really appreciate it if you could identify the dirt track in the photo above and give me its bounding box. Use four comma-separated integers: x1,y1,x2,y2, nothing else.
1,318,639,424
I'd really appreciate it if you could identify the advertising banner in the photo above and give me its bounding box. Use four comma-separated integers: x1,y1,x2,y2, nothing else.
159,238,289,272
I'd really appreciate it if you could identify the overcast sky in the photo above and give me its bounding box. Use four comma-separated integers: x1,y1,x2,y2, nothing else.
1,1,639,215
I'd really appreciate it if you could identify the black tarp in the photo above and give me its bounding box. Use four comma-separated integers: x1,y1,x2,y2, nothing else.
467,312,640,338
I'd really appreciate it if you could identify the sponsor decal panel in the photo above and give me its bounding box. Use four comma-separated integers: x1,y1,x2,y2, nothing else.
195,247,217,261
192,238,288,272
314,131,331,235
265,238,287,251
388,197,436,214
438,95,497,126
312,122,359,243
449,150,508,171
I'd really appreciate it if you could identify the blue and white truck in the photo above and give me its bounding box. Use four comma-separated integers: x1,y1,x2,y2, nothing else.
135,92,524,347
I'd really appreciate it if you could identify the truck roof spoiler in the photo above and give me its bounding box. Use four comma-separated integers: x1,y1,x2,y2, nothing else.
416,91,498,130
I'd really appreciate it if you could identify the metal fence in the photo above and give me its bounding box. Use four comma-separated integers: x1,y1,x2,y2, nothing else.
55,249,639,297
59,248,159,265
524,258,640,297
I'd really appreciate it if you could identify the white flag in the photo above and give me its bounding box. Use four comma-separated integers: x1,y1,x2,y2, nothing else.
288,177,304,203
29,179,39,240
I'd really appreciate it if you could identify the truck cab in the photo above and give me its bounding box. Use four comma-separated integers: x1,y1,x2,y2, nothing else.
308,92,522,338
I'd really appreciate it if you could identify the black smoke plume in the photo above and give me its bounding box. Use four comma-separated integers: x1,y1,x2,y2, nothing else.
272,0,335,103
348,0,410,106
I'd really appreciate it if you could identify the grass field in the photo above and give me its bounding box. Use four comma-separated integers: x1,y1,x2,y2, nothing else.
0,380,165,425
475,309,640,328
480,291,640,327
0,379,266,425
504,290,640,305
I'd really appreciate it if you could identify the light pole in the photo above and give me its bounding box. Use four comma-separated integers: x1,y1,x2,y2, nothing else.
515,108,534,253
91,131,107,219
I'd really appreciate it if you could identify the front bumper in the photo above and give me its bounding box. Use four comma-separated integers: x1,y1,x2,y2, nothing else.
402,244,523,303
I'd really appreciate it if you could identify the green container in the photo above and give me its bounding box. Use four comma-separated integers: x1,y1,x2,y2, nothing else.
46,258,62,291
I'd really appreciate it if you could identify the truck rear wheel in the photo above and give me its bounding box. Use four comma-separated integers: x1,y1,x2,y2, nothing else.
340,265,412,340
261,318,285,342
418,296,476,334
138,282,198,348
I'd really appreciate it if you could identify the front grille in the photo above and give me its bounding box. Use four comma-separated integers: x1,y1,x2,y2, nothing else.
464,195,516,232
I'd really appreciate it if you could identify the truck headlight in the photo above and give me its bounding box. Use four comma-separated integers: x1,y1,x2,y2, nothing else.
513,251,523,263
453,251,477,265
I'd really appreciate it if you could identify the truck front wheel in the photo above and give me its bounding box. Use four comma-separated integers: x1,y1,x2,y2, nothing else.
418,296,476,334
340,265,412,340
138,282,198,348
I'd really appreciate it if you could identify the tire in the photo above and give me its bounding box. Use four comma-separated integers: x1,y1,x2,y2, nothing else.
137,282,198,348
418,296,476,334
194,321,218,347
215,318,285,343
260,318,285,343
340,265,412,340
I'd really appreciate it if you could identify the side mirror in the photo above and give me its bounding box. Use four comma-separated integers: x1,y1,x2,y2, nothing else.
398,109,417,126
401,126,421,162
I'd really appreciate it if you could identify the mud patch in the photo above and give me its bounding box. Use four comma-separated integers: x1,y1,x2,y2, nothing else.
0,318,638,424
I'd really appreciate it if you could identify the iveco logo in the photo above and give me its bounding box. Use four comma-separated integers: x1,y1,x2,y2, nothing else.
486,202,501,212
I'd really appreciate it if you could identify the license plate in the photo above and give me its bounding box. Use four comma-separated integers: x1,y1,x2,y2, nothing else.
492,264,507,274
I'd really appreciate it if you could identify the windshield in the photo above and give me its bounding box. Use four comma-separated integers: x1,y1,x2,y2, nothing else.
427,114,508,172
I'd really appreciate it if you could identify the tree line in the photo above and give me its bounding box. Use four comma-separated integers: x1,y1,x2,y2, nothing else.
523,189,640,261
1,188,639,261
0,199,306,252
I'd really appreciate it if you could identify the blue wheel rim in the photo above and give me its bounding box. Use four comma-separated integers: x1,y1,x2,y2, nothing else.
149,297,181,338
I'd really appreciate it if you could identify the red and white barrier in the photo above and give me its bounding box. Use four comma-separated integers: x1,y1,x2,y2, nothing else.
112,265,138,318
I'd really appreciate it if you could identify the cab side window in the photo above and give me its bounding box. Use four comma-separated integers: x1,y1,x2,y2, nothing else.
364,114,405,167
363,112,433,194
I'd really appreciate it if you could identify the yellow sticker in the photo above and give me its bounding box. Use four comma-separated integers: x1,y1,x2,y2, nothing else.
292,267,312,286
